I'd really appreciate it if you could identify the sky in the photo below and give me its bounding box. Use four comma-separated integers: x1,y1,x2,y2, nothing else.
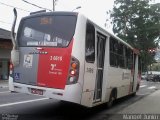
0,0,114,33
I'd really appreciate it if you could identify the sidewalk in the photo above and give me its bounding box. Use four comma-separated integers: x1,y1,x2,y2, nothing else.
107,90,160,120
119,90,160,114
0,80,8,88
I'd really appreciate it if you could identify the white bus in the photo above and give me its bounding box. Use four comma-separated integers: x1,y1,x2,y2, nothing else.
9,10,141,107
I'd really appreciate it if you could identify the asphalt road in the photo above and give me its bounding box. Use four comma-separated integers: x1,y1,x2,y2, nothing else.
0,80,159,120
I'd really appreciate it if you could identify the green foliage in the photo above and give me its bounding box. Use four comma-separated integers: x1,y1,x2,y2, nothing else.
108,0,160,71
148,63,160,71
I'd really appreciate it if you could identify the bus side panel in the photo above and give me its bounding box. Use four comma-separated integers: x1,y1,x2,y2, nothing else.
14,47,38,85
37,41,73,89
107,67,131,98
81,63,96,107
69,14,87,105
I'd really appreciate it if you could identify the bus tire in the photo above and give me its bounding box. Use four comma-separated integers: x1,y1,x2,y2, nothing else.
11,91,17,93
136,84,140,91
107,89,117,108
132,92,136,96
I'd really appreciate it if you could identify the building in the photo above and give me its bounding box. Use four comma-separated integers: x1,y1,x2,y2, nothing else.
0,28,12,80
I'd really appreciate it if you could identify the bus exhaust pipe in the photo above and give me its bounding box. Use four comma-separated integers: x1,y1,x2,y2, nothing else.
11,8,20,66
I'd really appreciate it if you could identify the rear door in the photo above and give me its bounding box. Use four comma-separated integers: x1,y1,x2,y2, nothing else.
94,32,106,102
14,14,77,89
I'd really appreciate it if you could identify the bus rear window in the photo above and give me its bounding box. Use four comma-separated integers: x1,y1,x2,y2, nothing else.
17,15,77,47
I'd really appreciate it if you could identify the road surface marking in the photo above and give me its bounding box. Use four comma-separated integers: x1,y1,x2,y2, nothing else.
0,98,48,107
148,86,156,89
137,93,150,96
140,85,147,88
0,91,10,94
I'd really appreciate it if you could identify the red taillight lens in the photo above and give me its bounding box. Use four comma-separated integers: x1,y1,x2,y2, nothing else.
10,63,13,70
70,69,76,76
67,57,80,85
9,61,14,75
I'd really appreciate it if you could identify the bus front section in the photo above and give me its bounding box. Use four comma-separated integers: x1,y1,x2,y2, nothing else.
9,12,83,105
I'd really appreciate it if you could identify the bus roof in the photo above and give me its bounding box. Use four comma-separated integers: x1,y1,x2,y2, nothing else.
23,11,78,19
21,11,138,54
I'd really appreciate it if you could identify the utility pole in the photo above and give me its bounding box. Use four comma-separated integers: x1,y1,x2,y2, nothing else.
53,0,57,11
53,0,55,11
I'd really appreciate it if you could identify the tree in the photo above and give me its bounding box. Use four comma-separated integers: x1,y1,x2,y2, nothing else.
108,0,160,71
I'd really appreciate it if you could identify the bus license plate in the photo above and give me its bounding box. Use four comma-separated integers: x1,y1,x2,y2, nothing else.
31,88,43,95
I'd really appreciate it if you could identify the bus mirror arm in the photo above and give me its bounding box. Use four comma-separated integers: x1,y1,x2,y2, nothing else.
11,8,20,66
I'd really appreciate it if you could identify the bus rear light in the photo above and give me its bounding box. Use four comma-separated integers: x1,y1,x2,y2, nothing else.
69,77,76,83
9,61,14,75
70,69,76,76
67,56,80,85
10,63,13,70
71,62,77,69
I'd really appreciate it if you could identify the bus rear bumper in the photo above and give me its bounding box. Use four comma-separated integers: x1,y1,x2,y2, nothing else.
9,77,82,105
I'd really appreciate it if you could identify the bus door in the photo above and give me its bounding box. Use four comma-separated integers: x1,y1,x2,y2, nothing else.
94,32,106,102
132,53,138,92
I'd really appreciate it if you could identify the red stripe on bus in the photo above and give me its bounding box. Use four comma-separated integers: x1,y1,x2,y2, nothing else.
37,40,73,89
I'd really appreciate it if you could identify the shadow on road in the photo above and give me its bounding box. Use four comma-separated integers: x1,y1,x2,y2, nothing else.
20,94,145,120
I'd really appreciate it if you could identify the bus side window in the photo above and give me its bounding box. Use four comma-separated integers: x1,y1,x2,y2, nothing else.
118,43,125,68
110,37,118,67
85,22,95,63
126,48,133,69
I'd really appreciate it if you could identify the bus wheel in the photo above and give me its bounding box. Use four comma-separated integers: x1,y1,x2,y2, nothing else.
107,90,116,108
136,84,140,91
132,92,136,96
